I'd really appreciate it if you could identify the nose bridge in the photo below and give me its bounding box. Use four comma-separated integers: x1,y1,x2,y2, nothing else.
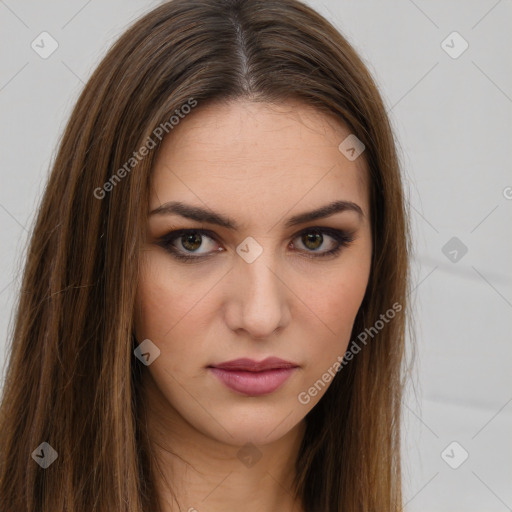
229,236,289,338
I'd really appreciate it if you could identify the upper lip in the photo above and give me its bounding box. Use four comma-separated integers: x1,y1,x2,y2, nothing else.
209,357,298,372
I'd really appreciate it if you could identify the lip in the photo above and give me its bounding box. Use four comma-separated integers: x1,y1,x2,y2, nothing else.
208,357,299,396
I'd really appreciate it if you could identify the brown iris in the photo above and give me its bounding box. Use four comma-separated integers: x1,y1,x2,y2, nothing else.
302,231,323,250
181,233,203,251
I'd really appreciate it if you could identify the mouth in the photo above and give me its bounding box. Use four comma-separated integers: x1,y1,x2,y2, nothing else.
207,357,299,396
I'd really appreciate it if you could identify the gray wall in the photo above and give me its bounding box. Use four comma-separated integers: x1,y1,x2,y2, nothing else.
1,0,511,510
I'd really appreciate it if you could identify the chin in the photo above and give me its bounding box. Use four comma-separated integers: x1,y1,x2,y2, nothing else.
197,405,306,448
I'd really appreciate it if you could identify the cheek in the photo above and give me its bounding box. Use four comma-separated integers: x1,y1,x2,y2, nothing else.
301,247,371,335
296,253,371,386
303,272,367,355
134,250,215,341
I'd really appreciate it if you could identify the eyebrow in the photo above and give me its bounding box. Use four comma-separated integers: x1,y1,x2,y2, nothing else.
149,199,363,230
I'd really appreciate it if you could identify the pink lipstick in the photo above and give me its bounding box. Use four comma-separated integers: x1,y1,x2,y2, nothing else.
208,357,298,396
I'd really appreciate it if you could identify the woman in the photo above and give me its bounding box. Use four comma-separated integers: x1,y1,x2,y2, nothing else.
0,0,413,510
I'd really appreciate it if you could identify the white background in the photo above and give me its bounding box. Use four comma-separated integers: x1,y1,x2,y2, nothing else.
0,1,511,510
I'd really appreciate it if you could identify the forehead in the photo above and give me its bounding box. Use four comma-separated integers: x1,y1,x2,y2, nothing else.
149,99,369,218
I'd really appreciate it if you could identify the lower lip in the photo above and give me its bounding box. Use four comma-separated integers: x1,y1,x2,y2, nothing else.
208,367,297,396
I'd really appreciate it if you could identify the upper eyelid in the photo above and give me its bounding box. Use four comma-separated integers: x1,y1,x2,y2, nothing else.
163,226,347,241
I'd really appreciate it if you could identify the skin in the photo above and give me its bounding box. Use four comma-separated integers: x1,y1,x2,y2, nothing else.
133,99,372,512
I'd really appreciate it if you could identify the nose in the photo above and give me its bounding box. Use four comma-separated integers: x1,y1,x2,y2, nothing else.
223,244,291,340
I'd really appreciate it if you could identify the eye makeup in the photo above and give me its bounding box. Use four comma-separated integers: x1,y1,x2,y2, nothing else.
155,226,356,263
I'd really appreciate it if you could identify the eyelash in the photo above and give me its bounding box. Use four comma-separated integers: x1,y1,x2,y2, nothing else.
156,226,355,263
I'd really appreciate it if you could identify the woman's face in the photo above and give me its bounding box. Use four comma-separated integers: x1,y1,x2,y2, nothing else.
134,99,372,447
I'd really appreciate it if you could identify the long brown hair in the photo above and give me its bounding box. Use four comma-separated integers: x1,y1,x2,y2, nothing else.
0,0,413,510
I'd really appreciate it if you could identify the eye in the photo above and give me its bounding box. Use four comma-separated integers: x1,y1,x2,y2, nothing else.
156,229,221,261
290,227,354,258
156,227,355,263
